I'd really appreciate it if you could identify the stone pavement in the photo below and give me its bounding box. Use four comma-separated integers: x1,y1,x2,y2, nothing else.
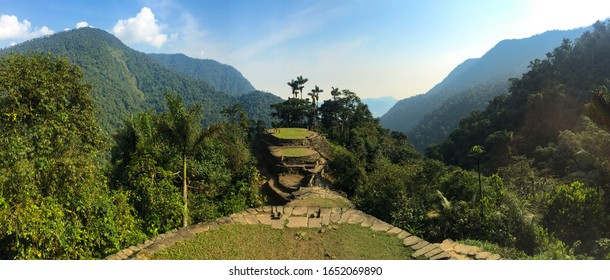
106,205,501,260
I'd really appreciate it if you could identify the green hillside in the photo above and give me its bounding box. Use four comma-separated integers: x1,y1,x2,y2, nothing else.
148,53,255,96
1,28,279,131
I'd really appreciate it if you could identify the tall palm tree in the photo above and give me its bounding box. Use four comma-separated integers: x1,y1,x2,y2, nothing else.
470,145,485,217
287,79,299,98
157,94,207,228
308,85,323,108
296,75,309,99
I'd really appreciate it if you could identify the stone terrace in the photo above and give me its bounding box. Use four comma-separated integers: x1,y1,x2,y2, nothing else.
107,205,501,260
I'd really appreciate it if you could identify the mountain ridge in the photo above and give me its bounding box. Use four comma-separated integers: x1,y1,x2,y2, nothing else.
1,27,281,131
381,27,589,142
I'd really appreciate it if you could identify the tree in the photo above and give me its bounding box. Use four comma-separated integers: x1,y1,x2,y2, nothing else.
308,85,323,129
0,52,143,259
287,79,299,98
157,94,208,228
470,145,485,216
296,75,309,99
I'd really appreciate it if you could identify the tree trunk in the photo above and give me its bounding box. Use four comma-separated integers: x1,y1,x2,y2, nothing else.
183,153,188,228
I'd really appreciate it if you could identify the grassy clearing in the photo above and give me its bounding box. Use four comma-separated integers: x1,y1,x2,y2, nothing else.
288,197,352,208
154,223,413,260
275,147,317,157
267,128,312,140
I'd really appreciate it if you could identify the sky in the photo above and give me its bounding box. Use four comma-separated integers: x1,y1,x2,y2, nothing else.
1,0,610,100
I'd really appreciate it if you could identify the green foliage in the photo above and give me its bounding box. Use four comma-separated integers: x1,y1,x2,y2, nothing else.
111,96,264,235
542,181,605,254
0,53,144,259
270,97,311,128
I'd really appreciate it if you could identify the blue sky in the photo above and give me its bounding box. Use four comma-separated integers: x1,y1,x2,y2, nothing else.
1,0,610,99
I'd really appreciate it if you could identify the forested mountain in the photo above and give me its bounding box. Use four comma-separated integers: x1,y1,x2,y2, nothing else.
1,27,280,131
381,27,588,148
362,96,397,117
425,21,610,256
148,53,255,96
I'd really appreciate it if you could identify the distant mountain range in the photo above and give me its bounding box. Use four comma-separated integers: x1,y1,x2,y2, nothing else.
381,27,589,151
1,27,282,131
362,96,397,117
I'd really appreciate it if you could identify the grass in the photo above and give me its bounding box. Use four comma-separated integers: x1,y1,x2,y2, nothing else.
153,223,413,260
288,197,352,208
274,147,317,157
267,128,312,140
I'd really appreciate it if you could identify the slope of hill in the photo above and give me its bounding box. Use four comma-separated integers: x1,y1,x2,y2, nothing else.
380,27,589,141
1,27,279,131
148,53,255,96
362,96,397,117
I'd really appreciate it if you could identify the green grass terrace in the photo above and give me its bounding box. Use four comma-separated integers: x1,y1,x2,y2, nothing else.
266,128,313,140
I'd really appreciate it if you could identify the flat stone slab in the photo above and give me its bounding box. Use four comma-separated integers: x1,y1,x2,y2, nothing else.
308,218,322,228
257,214,272,225
321,214,330,226
177,230,196,239
360,218,374,227
424,247,445,259
283,206,293,215
396,231,411,239
454,244,482,256
189,223,210,234
244,215,259,225
330,213,341,223
412,244,437,258
475,251,492,260
439,239,456,251
271,219,285,229
287,216,309,228
370,222,393,232
487,254,501,260
430,251,452,260
292,206,308,216
246,208,258,214
107,254,122,260
411,241,431,251
262,205,272,213
320,208,331,215
403,236,422,246
346,213,366,224
387,227,402,235
331,207,342,214
231,216,247,225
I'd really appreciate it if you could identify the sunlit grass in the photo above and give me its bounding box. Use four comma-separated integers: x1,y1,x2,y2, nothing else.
267,128,312,139
154,223,413,260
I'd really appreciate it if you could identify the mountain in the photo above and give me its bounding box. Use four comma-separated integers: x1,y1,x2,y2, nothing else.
1,27,281,131
362,96,397,117
381,27,589,150
148,53,255,96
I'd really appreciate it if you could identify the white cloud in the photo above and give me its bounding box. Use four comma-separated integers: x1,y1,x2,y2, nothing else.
76,21,89,29
112,7,169,48
0,14,53,40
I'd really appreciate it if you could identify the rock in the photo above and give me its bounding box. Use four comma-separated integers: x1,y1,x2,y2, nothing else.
283,206,293,215
244,215,259,225
257,214,272,225
411,240,430,250
246,208,258,215
439,239,456,251
262,205,272,213
487,254,502,260
403,236,422,246
106,254,122,260
430,251,452,260
424,247,445,259
287,216,309,228
370,222,393,232
190,223,210,234
360,218,374,227
309,217,322,228
329,213,341,223
387,227,402,235
475,251,492,260
411,244,437,258
346,213,366,224
271,219,285,229
396,231,411,239
292,206,308,216
177,230,196,239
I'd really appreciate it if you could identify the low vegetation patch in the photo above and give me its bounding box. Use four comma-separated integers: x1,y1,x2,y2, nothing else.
153,223,413,260
274,147,317,157
267,128,312,140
